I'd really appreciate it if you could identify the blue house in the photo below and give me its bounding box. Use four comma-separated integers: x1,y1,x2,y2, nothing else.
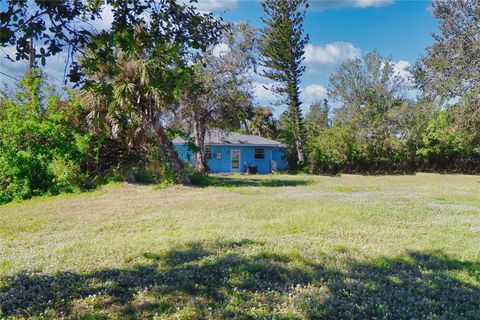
173,129,288,174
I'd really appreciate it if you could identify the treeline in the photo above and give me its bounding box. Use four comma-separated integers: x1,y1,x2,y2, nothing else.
251,0,479,174
0,0,478,204
305,0,480,174
304,50,480,174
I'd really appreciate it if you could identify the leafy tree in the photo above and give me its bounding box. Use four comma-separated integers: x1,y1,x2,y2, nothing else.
83,30,188,185
305,99,330,142
414,0,480,156
414,0,479,104
1,0,100,76
178,23,256,172
417,111,467,163
307,51,423,173
3,1,222,184
328,51,406,125
328,51,409,163
415,106,480,171
308,125,354,174
259,0,309,165
305,99,329,128
276,111,297,168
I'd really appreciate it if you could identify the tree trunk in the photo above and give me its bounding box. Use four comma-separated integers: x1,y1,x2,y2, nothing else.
294,129,305,164
243,119,251,134
29,37,35,71
193,117,208,173
151,113,191,186
289,92,305,166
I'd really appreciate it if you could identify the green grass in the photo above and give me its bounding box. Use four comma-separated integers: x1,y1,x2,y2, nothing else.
1,173,479,319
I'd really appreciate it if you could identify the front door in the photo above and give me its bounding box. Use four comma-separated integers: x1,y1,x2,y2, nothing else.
230,149,241,172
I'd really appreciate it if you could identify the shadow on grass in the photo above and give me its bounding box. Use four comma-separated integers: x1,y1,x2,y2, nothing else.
1,240,479,319
190,174,312,188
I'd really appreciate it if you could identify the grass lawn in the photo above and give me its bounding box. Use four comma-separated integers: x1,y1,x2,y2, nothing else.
1,173,479,319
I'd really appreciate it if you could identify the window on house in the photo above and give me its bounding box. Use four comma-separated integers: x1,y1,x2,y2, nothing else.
254,148,265,160
204,146,212,160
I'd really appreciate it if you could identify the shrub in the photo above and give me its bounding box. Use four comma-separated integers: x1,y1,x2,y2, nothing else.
49,156,83,193
0,70,95,204
308,126,350,173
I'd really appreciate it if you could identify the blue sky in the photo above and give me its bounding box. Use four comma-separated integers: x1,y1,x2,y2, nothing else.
0,0,438,113
205,0,437,111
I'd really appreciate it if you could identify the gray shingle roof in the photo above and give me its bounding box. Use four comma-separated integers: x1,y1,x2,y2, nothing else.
172,129,284,147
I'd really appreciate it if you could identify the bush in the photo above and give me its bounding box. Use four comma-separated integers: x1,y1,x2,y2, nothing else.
0,70,96,204
417,110,480,171
308,126,351,173
307,105,479,174
49,156,83,193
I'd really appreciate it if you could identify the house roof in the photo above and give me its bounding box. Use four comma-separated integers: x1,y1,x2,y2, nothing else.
172,129,284,147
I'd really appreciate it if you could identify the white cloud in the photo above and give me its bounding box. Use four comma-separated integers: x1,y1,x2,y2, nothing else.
310,0,394,10
301,84,328,104
253,81,328,111
253,81,276,104
181,0,237,11
392,60,414,85
212,42,230,57
304,42,361,65
354,0,394,8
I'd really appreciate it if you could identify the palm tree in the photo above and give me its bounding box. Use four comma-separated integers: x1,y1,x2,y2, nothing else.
248,107,277,138
82,41,191,185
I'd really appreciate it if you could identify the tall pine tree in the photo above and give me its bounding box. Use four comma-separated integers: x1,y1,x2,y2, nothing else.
259,0,309,165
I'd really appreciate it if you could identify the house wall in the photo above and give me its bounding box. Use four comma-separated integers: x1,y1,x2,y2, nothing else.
272,148,288,171
174,144,287,174
175,144,197,167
